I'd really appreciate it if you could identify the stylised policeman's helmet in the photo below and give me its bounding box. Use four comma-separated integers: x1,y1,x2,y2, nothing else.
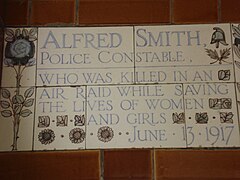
210,27,228,48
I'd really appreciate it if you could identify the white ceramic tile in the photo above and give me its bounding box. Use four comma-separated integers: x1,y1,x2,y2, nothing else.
2,28,37,87
135,24,234,83
0,87,35,151
37,27,134,86
232,23,240,82
34,87,86,150
86,84,186,149
136,66,234,83
184,83,240,147
1,24,240,152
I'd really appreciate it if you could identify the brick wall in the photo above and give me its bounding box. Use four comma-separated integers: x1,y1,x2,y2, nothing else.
0,0,240,179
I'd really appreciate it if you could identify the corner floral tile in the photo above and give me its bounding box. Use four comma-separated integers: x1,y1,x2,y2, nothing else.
184,83,240,148
0,87,35,151
86,84,187,149
135,24,233,84
33,87,86,151
36,27,134,86
2,28,37,88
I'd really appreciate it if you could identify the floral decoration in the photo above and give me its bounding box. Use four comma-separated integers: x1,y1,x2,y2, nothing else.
195,112,208,124
218,70,230,81
56,115,68,127
74,114,85,126
220,112,234,123
209,98,232,110
0,28,37,151
172,112,185,124
69,128,85,144
38,116,50,128
97,126,114,143
38,129,55,145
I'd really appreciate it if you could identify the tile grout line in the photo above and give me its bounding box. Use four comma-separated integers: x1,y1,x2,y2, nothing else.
32,27,39,151
75,0,79,25
152,149,155,180
85,85,87,150
229,23,240,143
133,26,136,84
170,0,173,24
218,0,222,23
182,83,188,148
27,0,32,26
100,150,104,180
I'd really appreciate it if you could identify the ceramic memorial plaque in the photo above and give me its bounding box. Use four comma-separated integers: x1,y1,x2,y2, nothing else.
0,24,240,152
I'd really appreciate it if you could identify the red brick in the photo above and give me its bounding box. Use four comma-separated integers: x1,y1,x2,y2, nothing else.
221,0,240,22
155,150,240,180
173,0,218,24
2,0,28,25
0,151,100,180
0,0,4,21
104,149,152,180
0,27,3,84
79,0,170,25
30,0,75,25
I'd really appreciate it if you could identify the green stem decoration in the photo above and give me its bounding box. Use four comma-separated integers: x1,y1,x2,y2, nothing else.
12,65,22,151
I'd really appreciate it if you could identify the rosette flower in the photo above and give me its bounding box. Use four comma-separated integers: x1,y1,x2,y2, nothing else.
97,126,114,143
69,128,85,144
4,29,37,66
38,129,55,145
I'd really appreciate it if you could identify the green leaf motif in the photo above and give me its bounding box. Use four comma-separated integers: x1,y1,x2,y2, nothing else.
1,89,11,99
0,101,10,109
23,98,34,107
16,95,24,104
1,110,12,117
5,29,14,42
12,95,17,104
14,105,21,114
20,109,32,117
24,87,34,98
5,29,14,38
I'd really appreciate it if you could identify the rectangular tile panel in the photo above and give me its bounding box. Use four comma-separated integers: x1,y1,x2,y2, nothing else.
37,27,134,86
184,83,240,147
1,24,240,151
135,24,233,84
2,28,37,88
86,84,186,149
34,87,86,150
0,87,35,151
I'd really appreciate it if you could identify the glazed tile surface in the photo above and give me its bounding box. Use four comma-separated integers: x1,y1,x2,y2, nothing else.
1,24,240,151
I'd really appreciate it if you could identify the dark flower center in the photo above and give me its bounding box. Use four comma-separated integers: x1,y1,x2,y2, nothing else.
43,132,51,141
101,130,110,138
73,132,81,139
